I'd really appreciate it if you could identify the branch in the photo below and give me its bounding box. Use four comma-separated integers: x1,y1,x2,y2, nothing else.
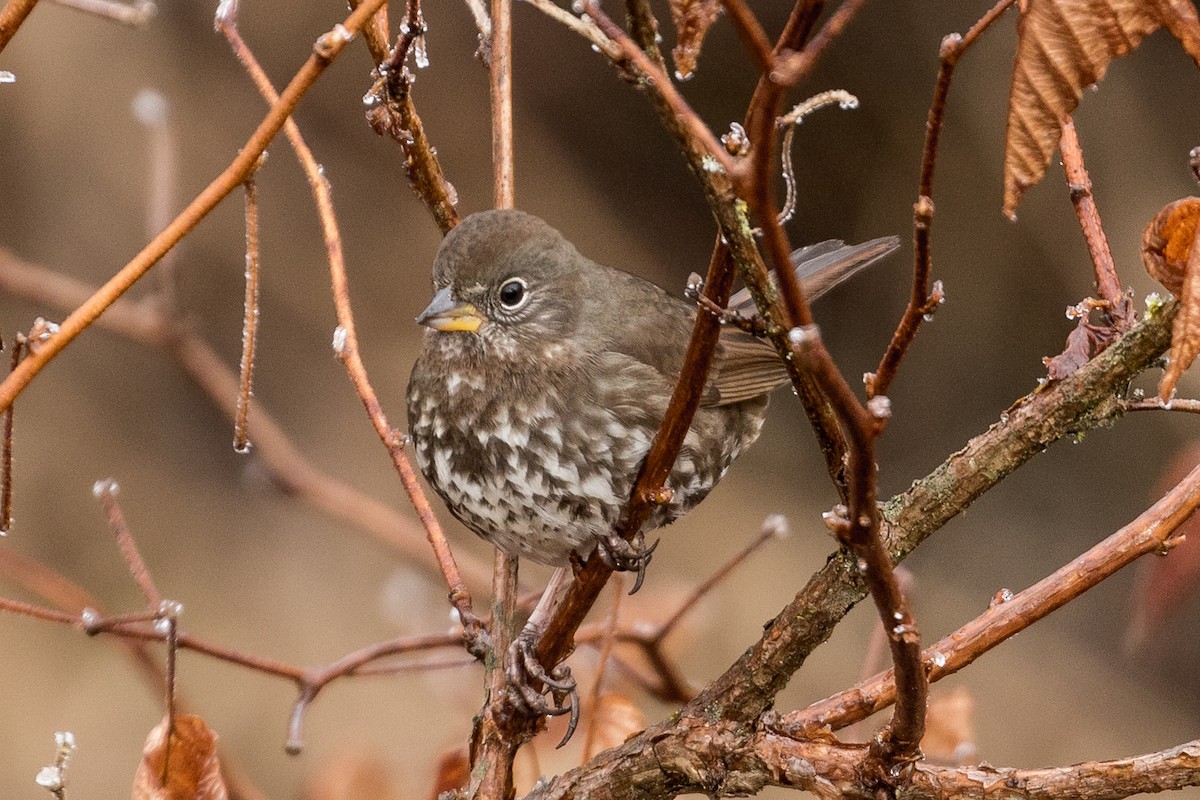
688,302,1175,726
523,716,1200,799
0,0,388,414
789,448,1200,731
866,0,1016,398
0,0,39,53
1060,116,1133,326
215,4,484,643
472,0,524,794
0,249,494,588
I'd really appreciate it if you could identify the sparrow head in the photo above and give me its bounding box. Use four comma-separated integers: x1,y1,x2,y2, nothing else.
416,210,585,351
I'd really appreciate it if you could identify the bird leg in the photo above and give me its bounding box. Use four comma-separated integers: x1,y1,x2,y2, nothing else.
596,530,659,593
505,566,580,745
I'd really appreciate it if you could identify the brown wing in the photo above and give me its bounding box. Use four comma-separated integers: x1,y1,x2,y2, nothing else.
702,329,787,407
727,236,900,314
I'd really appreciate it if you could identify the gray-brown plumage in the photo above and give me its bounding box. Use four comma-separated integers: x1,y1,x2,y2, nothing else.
406,210,897,566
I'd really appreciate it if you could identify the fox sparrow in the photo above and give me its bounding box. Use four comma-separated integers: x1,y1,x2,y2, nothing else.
406,210,898,571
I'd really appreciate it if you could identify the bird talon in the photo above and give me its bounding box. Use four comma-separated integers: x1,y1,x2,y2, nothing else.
505,635,581,745
596,532,659,593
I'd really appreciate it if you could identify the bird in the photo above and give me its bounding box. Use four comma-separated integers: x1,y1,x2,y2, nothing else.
406,209,898,572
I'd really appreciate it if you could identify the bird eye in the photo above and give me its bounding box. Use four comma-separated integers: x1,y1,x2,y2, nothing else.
498,278,528,310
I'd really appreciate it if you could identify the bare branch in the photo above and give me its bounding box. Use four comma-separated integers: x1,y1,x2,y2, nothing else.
1060,117,1133,326
0,0,39,54
790,452,1200,731
215,6,484,645
0,0,388,414
867,0,1016,398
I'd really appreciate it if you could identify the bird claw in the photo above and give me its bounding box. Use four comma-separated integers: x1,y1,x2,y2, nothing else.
506,634,580,747
596,531,659,593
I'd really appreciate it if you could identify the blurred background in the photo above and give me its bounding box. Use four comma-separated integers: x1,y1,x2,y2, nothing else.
2,1,1200,797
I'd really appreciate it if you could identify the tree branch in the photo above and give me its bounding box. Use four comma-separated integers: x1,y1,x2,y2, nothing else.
0,0,389,415
689,302,1174,726
789,447,1200,732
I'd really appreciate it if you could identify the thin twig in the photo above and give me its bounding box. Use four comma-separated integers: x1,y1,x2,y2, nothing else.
1123,397,1200,414
490,0,514,209
347,0,390,62
771,0,870,85
362,0,462,233
159,614,178,785
1060,116,1133,327
473,553,520,798
0,0,388,414
473,0,524,792
0,0,40,54
92,478,162,607
584,2,732,174
867,0,1015,398
1,335,21,534
521,0,619,58
233,164,263,455
216,5,484,645
0,249,493,587
789,455,1200,731
718,0,773,73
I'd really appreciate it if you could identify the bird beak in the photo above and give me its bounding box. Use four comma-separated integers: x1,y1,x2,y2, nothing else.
416,285,486,332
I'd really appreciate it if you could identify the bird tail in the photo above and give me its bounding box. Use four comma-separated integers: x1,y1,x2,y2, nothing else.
726,235,901,315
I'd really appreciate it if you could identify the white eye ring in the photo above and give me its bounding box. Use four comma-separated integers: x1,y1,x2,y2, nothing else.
497,278,530,310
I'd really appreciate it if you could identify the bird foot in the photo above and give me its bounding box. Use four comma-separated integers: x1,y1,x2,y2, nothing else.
506,632,579,747
596,531,659,593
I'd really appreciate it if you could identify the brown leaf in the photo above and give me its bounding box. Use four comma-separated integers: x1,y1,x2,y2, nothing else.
921,687,977,766
1003,0,1200,218
1143,196,1200,297
132,716,227,800
670,0,722,81
1127,444,1200,648
1042,312,1121,380
587,692,647,756
1160,226,1200,401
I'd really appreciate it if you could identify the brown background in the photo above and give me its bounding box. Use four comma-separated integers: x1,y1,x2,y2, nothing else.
2,1,1200,797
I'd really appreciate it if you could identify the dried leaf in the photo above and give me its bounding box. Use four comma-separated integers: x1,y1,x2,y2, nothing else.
670,0,722,81
1160,226,1200,401
1043,315,1120,379
426,746,469,800
132,716,227,800
1127,444,1200,648
1003,0,1200,218
587,693,647,755
1142,197,1200,297
302,750,402,800
921,687,977,766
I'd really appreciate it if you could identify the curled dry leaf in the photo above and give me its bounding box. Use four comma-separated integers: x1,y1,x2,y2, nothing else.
1003,0,1200,218
1143,197,1200,297
1043,307,1124,380
131,715,227,800
1144,198,1200,401
1127,444,1200,649
921,687,977,766
669,0,723,81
